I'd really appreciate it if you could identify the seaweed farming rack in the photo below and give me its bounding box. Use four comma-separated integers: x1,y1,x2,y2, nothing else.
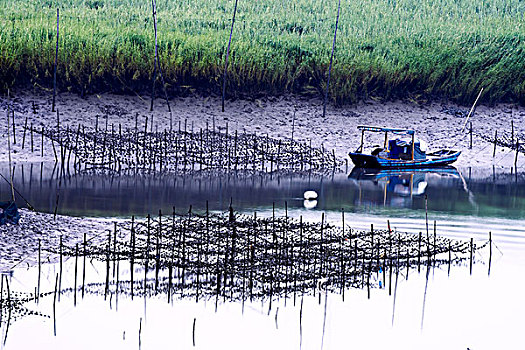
51,206,488,303
0,204,493,333
23,120,342,174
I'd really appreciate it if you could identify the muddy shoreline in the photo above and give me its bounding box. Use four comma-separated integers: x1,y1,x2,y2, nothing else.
1,89,524,168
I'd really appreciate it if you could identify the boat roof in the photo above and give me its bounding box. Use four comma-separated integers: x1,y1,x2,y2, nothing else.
357,125,415,135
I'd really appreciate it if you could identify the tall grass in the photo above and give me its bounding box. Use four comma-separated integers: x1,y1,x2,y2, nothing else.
1,0,524,103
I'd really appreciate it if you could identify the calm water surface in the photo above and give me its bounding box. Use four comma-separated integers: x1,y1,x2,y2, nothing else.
1,162,524,220
1,162,524,350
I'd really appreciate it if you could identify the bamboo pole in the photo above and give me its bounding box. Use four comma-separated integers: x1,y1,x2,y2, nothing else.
59,236,63,301
469,122,473,149
37,238,41,303
149,0,171,115
74,243,78,306
53,273,58,336
82,232,87,298
11,110,15,145
493,130,497,157
52,8,59,112
322,0,341,118
488,231,492,276
515,139,520,168
461,87,483,133
221,0,238,112
469,238,474,275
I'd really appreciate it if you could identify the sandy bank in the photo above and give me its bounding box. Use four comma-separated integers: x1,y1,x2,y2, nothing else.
0,90,524,169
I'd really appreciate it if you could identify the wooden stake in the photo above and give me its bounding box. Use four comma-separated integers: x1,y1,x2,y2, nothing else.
74,243,78,306
52,8,59,112
31,122,34,152
469,121,472,149
417,232,422,272
192,317,196,347
493,130,497,157
149,0,171,113
469,238,474,275
11,110,15,145
131,215,135,300
105,229,111,299
221,0,238,112
448,241,451,276
37,239,41,303
53,273,58,336
323,0,341,118
82,232,86,298
41,126,44,157
461,87,483,133
488,231,492,276
515,139,520,168
58,236,63,301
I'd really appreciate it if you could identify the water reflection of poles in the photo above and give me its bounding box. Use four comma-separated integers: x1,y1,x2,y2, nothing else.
420,263,431,330
383,179,388,206
391,243,400,326
409,173,413,200
3,275,12,345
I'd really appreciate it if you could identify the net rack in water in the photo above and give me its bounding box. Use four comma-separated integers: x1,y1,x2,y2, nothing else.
53,206,488,302
29,122,343,174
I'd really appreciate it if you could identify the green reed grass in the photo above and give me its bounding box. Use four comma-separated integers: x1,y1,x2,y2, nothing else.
1,0,524,103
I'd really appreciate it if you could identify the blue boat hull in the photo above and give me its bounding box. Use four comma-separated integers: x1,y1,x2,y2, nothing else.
348,150,461,169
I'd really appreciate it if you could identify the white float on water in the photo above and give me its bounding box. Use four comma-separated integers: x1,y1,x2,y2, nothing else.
303,190,318,200
303,200,318,210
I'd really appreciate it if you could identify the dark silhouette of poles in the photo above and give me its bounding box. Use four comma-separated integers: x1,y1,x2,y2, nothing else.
322,0,341,118
221,0,238,112
52,8,59,112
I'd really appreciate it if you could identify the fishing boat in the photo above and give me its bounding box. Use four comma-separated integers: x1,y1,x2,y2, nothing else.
348,126,460,168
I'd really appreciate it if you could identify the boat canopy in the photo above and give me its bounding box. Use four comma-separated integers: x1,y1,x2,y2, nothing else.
357,125,415,135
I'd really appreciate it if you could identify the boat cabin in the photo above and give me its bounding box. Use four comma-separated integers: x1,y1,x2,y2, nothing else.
387,139,427,160
356,125,426,161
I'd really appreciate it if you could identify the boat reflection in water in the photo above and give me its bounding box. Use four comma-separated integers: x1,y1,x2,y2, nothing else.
348,166,464,207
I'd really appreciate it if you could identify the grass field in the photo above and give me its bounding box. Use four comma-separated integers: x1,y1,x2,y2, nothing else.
1,0,524,104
